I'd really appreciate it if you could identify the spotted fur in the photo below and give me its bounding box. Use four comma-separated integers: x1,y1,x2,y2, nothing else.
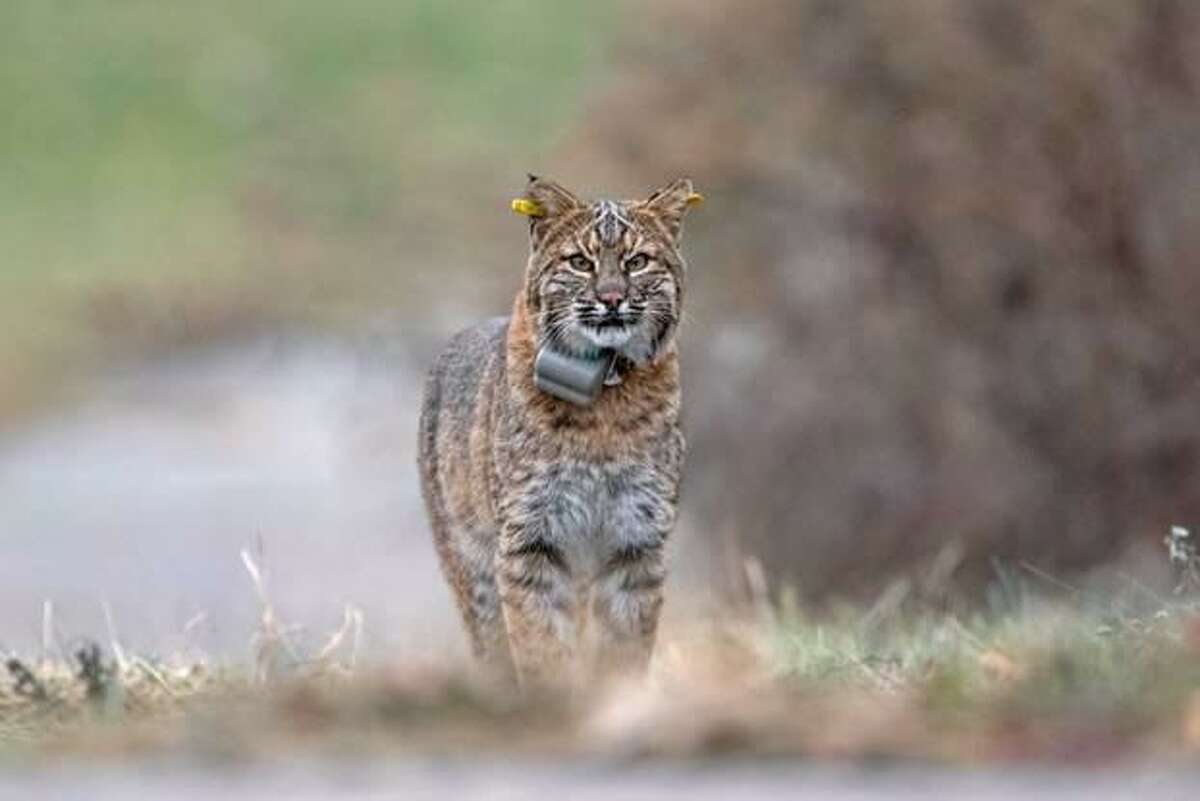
418,177,698,688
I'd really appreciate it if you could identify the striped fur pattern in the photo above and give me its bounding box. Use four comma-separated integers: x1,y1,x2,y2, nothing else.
418,177,698,689
593,199,632,247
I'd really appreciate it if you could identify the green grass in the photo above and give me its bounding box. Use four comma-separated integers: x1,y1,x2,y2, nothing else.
771,600,1200,722
0,1,615,418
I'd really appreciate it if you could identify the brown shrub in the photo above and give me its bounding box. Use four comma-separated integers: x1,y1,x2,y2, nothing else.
567,0,1200,598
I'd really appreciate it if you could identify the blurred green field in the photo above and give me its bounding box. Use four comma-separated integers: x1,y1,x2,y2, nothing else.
0,1,613,419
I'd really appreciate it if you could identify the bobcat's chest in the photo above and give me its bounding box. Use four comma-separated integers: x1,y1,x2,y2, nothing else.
504,455,679,581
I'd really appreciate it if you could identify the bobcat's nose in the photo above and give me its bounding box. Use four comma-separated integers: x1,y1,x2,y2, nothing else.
598,289,625,310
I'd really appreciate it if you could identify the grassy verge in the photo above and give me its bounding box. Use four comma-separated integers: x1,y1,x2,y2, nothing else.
5,548,1200,765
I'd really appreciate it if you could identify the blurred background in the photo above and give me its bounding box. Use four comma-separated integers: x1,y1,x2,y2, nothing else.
3,0,1200,657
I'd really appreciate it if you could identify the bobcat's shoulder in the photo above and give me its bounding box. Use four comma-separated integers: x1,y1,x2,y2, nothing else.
418,316,509,644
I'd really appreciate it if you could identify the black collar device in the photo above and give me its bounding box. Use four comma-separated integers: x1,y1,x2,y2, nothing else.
533,346,619,407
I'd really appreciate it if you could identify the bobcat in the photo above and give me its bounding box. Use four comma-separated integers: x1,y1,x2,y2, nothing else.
418,176,699,688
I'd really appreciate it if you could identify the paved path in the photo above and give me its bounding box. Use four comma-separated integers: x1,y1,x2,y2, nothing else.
0,336,458,661
4,760,1198,800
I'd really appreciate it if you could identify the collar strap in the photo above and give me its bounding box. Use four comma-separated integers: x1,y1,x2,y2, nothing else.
534,346,618,407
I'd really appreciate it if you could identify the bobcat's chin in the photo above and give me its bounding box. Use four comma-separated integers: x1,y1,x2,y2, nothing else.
543,318,636,356
580,322,636,350
598,325,666,367
554,316,661,365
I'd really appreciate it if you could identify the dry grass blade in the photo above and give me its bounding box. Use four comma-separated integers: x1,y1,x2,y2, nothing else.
846,653,906,693
102,601,128,674
743,557,774,625
41,600,54,663
242,548,300,683
1165,526,1200,595
131,658,179,699
313,605,365,672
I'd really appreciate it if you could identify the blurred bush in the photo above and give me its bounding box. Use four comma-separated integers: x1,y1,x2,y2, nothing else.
568,0,1200,598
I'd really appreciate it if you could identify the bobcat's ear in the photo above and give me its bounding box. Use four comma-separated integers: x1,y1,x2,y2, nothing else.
513,175,583,247
640,178,702,239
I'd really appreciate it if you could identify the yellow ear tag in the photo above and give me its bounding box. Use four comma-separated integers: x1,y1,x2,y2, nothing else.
511,198,545,217
685,192,705,207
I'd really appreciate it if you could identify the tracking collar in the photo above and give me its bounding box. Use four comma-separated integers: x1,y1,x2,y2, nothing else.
533,346,622,407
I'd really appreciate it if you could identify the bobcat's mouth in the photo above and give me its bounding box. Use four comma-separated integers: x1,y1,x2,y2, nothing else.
580,319,635,348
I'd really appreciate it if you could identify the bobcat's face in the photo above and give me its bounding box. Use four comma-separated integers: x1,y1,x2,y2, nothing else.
518,178,698,365
536,201,680,363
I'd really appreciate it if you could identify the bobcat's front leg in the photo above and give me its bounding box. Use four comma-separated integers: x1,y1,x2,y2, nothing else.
590,467,678,681
496,520,578,689
591,539,666,680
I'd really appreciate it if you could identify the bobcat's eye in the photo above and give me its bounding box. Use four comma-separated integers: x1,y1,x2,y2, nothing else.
566,254,593,272
625,253,651,272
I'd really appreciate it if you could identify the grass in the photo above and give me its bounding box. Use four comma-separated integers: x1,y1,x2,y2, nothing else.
0,1,616,421
5,545,1200,765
